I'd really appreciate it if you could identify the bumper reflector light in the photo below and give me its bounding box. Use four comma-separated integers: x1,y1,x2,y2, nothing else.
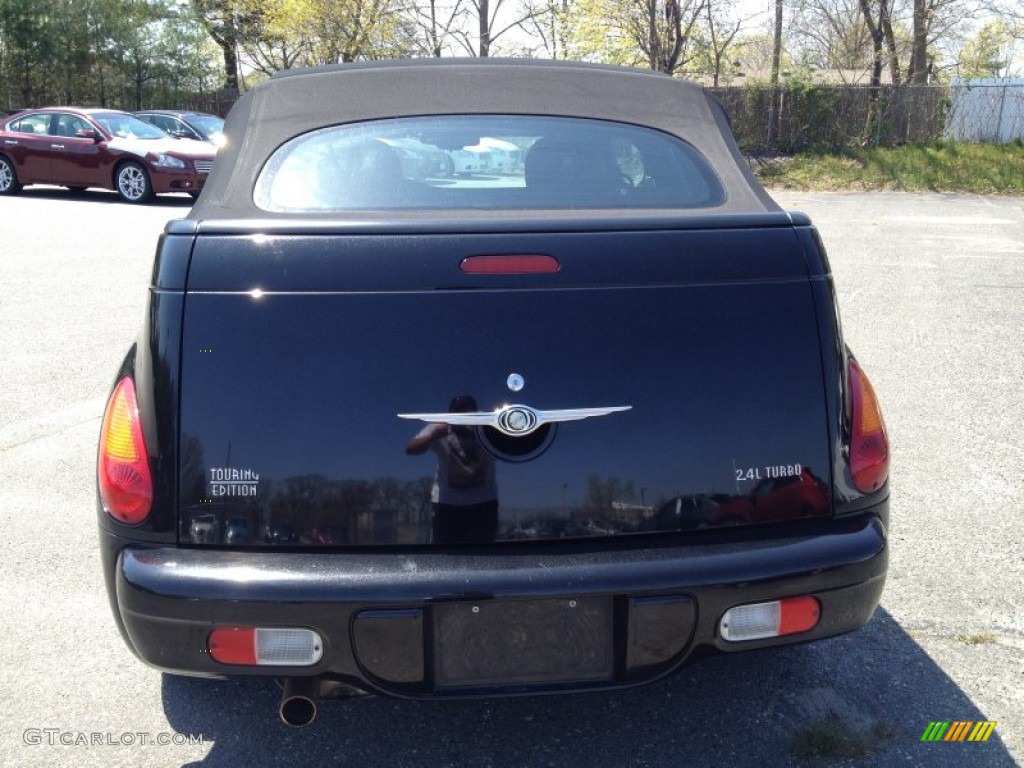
208,627,323,666
720,596,820,642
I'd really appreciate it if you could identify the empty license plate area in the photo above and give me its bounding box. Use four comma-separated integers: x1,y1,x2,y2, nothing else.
432,597,614,689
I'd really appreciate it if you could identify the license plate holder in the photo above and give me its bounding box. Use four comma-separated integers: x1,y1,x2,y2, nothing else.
432,596,614,689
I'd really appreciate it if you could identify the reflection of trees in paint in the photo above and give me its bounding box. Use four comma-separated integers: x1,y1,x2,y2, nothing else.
180,435,206,501
262,474,434,544
582,474,637,514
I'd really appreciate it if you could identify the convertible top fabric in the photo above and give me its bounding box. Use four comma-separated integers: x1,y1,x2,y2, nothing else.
189,59,778,220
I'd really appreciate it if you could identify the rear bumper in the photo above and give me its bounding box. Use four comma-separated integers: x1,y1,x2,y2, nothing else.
105,509,887,698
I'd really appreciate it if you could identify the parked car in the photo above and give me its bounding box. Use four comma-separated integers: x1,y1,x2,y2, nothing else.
134,109,225,147
0,107,215,202
97,60,889,727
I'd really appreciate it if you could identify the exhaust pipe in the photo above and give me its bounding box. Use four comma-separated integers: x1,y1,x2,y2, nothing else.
279,678,320,727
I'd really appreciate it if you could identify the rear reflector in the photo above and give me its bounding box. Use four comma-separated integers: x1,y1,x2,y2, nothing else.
208,627,323,666
97,377,153,525
720,596,820,642
848,358,889,493
460,254,560,274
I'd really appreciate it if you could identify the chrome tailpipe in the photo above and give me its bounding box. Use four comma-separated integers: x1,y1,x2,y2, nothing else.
279,677,320,727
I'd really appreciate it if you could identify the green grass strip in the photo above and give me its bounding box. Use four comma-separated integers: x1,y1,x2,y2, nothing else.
755,141,1024,194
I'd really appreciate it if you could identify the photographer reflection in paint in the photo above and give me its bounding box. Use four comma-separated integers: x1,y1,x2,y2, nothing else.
405,395,498,543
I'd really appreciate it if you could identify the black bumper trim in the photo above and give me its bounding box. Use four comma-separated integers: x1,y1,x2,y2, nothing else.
119,514,885,604
110,512,887,696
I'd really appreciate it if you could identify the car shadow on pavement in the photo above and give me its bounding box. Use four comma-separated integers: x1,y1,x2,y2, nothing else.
162,608,1014,768
18,187,195,207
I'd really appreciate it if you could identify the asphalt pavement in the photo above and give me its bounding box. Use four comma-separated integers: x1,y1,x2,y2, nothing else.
0,187,1021,767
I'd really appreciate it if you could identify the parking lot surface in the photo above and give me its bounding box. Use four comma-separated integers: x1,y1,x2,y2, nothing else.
0,188,1021,767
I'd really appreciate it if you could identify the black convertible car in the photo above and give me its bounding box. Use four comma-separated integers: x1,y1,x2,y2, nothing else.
97,60,889,726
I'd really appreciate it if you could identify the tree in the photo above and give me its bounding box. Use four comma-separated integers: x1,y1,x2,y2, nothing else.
0,0,224,109
699,0,742,85
733,32,787,74
191,0,250,90
956,19,1014,76
563,0,708,74
108,0,171,109
452,0,535,56
904,0,980,82
1,0,59,105
788,0,873,76
517,0,569,59
287,0,415,64
771,0,783,84
582,474,636,513
405,0,468,57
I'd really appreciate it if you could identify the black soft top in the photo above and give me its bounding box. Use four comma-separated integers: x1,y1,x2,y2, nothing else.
190,59,777,221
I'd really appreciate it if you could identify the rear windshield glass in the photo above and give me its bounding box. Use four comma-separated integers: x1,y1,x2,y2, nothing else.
254,115,726,212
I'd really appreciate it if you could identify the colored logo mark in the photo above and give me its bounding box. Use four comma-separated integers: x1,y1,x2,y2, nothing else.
921,721,997,742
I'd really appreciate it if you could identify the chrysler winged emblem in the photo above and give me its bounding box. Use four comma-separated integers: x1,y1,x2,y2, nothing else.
397,403,631,437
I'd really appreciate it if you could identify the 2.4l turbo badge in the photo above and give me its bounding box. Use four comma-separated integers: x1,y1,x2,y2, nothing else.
735,463,804,482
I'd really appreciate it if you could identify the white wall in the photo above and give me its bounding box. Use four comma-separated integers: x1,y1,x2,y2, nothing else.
946,78,1024,143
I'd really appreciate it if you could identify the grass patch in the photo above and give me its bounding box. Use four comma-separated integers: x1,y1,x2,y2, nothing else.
755,142,1024,194
790,717,897,761
956,632,997,645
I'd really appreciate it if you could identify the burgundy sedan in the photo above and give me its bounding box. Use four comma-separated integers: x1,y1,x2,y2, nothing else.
0,107,216,203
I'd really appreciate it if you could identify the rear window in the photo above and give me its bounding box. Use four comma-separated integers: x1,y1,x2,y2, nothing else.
254,115,726,212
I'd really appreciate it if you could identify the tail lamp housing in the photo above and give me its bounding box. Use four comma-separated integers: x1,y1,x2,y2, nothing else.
98,377,153,524
848,358,889,493
720,596,821,642
208,627,324,666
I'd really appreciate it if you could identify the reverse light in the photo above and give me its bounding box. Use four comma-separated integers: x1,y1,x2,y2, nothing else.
848,358,889,493
720,597,821,642
208,627,323,666
98,377,153,524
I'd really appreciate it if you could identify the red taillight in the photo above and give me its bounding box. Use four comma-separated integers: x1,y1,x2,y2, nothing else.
719,596,821,641
208,627,258,665
98,377,153,524
460,254,560,274
777,596,821,635
848,358,889,493
207,626,324,665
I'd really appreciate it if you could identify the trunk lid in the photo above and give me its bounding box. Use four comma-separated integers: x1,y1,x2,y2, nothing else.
178,223,832,546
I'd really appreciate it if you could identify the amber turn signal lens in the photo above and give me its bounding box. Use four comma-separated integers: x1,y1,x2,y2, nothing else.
848,358,889,493
98,377,153,524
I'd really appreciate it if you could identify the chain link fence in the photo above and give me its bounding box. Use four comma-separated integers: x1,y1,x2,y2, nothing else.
710,81,1024,154
708,84,952,154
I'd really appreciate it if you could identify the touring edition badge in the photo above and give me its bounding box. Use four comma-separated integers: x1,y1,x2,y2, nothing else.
208,467,260,497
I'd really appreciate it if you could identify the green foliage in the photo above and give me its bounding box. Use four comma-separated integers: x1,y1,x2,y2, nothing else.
956,21,1013,79
0,0,221,109
560,0,707,74
755,142,1024,194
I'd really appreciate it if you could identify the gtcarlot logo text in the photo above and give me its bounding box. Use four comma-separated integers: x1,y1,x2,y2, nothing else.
23,729,203,747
